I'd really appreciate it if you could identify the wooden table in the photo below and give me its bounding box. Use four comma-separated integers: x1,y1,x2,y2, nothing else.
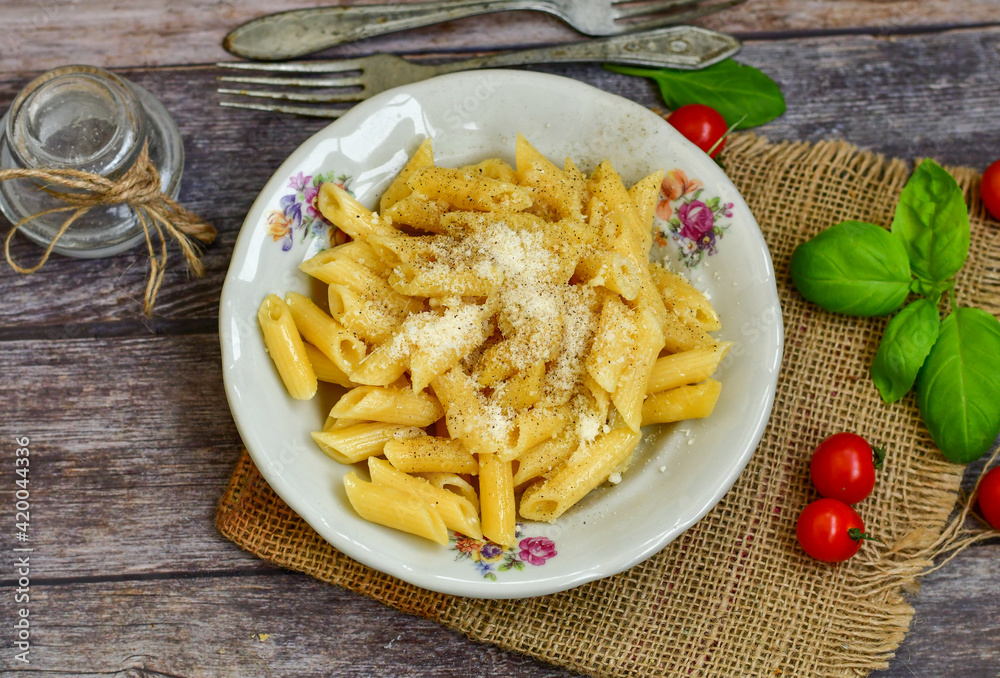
1,2,998,675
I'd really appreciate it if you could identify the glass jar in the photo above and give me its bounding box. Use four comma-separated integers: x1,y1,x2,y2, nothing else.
0,65,184,258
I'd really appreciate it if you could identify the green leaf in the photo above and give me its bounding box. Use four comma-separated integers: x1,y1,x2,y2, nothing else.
915,307,1000,463
891,159,970,286
790,221,913,316
871,298,941,403
605,59,785,128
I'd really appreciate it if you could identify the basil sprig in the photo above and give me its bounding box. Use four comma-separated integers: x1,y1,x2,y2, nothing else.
605,59,785,128
790,159,1000,463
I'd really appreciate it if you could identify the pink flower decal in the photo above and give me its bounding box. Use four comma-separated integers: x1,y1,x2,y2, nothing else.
653,167,731,268
449,525,557,580
518,536,557,566
678,200,715,244
268,170,352,252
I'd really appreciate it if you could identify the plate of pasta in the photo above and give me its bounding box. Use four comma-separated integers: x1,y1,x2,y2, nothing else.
220,70,782,598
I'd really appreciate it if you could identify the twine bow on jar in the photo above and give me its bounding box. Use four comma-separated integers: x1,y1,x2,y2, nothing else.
1,141,216,315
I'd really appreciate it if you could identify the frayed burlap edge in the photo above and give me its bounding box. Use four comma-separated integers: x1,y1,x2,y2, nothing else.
217,132,1000,678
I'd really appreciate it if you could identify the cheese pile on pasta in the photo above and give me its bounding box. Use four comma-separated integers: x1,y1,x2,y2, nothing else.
257,135,729,546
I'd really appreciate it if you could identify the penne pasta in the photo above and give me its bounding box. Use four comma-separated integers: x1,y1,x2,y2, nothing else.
641,379,722,426
343,471,448,545
380,137,434,212
416,472,481,514
515,133,586,220
646,342,732,394
330,384,444,426
266,135,727,546
407,166,533,212
586,293,636,394
611,307,665,432
303,342,353,388
257,294,317,400
512,425,579,489
462,157,518,184
519,425,641,522
650,263,722,332
383,435,478,475
312,422,425,464
284,291,367,374
479,453,516,546
368,457,483,539
574,251,641,300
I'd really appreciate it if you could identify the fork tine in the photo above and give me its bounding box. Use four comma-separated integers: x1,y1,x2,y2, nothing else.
218,74,364,88
615,0,748,28
219,100,348,119
216,59,364,74
218,87,365,104
611,0,701,21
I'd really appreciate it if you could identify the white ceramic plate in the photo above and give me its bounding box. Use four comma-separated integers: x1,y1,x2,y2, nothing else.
220,70,782,599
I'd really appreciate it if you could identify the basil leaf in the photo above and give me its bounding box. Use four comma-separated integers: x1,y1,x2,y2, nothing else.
605,59,785,128
790,221,912,316
871,298,940,403
915,307,1000,463
891,159,970,286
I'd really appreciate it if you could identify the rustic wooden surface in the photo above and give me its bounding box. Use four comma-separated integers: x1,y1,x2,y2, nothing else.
1,1,999,676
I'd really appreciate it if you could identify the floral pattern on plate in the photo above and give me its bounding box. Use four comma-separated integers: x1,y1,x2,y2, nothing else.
265,170,351,251
654,168,733,269
451,525,557,581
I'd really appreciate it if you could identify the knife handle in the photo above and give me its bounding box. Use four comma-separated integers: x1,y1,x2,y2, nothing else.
442,26,740,72
223,1,537,61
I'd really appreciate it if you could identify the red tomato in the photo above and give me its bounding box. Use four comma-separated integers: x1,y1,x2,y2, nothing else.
978,466,1000,530
796,498,870,562
809,432,882,504
666,104,728,158
982,159,1000,221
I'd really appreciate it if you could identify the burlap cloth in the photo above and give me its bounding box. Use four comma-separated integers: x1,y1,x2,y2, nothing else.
216,133,1000,677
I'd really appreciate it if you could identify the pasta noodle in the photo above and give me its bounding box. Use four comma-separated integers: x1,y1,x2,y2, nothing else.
257,135,728,546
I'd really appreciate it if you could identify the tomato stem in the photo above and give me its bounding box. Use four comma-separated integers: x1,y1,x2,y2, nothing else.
847,527,881,544
872,444,887,471
707,114,747,157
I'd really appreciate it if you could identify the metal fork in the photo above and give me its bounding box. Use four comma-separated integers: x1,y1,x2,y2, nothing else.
223,0,748,61
218,25,740,118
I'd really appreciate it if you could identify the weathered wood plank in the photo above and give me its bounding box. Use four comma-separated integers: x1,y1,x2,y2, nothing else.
2,26,1000,330
0,572,579,676
1,333,998,675
872,547,1000,678
0,549,995,675
0,334,266,576
2,19,1000,677
1,0,998,72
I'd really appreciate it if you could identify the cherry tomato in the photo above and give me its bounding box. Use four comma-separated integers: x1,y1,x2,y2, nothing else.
982,159,1000,221
978,466,1000,530
796,498,871,562
809,432,883,504
666,104,728,158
